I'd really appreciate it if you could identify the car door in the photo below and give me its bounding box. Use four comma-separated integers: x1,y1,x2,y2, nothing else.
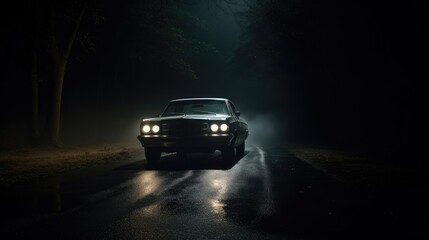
227,101,247,145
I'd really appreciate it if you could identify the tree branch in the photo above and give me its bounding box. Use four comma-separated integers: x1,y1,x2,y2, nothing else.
63,1,88,62
49,0,60,64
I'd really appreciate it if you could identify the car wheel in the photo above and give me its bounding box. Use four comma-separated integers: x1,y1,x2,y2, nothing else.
145,147,161,163
222,145,236,162
237,141,245,158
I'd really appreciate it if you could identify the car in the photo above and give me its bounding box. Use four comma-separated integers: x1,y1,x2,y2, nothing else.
137,98,249,163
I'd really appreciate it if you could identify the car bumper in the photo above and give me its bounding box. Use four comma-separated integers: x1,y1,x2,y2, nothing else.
137,133,234,151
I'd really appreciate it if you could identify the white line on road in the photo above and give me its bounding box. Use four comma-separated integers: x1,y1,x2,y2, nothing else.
256,146,275,216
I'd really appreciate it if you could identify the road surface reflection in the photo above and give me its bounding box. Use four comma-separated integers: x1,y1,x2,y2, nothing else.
2,144,381,240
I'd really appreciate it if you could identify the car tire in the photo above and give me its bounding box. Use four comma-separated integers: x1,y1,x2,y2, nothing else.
237,141,245,158
222,144,236,162
145,147,161,163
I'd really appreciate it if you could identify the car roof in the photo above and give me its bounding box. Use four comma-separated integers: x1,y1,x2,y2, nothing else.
170,98,229,102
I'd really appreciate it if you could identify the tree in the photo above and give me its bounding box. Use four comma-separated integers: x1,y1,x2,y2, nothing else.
30,0,100,146
30,0,223,146
30,2,40,141
48,0,88,146
233,0,423,160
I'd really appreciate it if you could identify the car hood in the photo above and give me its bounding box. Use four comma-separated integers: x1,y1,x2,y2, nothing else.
142,114,230,122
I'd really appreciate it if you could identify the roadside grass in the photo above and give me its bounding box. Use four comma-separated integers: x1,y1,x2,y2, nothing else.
286,144,410,188
1,142,420,191
0,143,142,186
286,143,426,209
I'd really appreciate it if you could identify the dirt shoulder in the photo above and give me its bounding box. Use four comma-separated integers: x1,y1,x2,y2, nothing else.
0,143,142,187
286,144,422,192
286,144,426,229
287,144,385,185
1,143,420,191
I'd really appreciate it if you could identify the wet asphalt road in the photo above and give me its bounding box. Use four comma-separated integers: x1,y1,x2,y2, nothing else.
0,145,419,239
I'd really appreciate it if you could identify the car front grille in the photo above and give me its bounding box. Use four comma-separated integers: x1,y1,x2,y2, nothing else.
161,121,208,137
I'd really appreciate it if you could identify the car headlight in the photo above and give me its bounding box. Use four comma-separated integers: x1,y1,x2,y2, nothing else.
142,125,151,133
210,124,219,132
220,123,228,132
152,125,160,133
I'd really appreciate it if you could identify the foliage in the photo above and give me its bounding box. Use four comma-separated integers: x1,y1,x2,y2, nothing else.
232,0,423,156
127,0,222,81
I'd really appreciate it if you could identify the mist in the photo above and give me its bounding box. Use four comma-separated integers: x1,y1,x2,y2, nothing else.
2,0,425,164
2,3,427,239
243,114,285,146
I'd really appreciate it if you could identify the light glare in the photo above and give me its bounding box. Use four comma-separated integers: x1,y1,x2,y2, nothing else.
152,125,160,133
220,124,228,131
142,125,151,133
210,124,219,132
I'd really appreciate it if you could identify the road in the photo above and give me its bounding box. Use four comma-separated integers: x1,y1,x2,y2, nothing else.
0,145,412,239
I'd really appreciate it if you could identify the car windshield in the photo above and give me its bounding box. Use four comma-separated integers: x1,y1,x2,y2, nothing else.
162,100,229,116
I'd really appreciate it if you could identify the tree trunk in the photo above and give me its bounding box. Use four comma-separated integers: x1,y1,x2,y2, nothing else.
50,61,66,146
31,51,39,140
48,1,87,146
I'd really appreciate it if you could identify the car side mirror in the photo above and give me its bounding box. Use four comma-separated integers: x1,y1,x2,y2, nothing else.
235,111,241,117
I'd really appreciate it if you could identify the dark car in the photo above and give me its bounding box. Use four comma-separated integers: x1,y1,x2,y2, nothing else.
137,98,249,163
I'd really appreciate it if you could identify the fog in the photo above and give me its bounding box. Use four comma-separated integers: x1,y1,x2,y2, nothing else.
2,0,425,162
243,114,285,146
58,0,257,146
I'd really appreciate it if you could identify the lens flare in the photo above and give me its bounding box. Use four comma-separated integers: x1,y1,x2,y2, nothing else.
142,125,151,133
152,125,160,133
210,124,219,132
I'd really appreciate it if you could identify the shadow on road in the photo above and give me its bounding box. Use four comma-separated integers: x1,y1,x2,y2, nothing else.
115,150,249,171
232,145,413,240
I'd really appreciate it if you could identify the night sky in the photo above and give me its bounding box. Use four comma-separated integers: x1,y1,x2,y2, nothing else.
2,0,427,162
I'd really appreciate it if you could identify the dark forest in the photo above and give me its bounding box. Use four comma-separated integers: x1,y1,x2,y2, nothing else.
1,1,428,239
2,0,427,162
